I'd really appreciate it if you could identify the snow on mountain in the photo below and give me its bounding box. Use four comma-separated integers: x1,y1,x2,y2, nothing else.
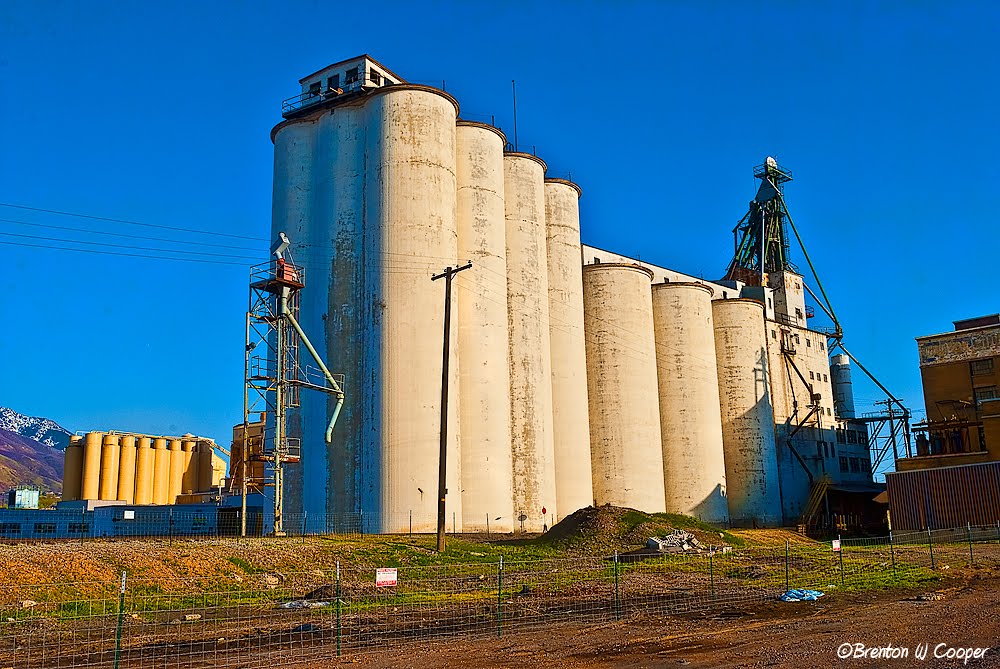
0,407,73,451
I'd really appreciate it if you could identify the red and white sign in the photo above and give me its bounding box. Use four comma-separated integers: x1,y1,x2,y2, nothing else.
831,539,841,552
375,568,398,587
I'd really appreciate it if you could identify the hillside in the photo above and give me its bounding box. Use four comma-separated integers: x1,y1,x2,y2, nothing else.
0,408,71,494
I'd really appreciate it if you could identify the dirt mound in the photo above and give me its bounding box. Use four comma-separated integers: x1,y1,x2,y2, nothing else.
536,505,742,555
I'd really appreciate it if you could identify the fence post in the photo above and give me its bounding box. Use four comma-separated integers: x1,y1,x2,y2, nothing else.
838,534,845,586
336,561,342,656
80,506,86,545
113,570,127,669
496,556,503,638
927,527,935,569
302,511,307,544
784,540,790,592
613,552,622,619
486,515,490,539
169,507,174,545
967,521,974,566
709,550,716,606
409,510,412,539
889,531,896,580
453,512,456,535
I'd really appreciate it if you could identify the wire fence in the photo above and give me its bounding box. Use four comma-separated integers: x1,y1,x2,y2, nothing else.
2,525,999,667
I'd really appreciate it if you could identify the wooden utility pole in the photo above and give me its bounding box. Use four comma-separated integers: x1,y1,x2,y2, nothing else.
431,262,473,552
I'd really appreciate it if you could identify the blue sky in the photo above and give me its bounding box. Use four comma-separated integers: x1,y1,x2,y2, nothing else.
1,2,997,477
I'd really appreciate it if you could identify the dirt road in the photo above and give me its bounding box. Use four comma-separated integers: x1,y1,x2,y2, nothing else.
351,578,1000,668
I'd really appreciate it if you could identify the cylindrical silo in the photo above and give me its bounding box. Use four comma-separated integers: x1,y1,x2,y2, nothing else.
545,178,594,519
61,436,84,501
455,120,515,533
712,298,783,526
117,434,137,503
363,85,463,533
504,152,558,531
134,436,154,505
81,431,103,500
831,353,856,419
98,433,120,501
583,263,666,513
652,282,729,523
167,438,184,504
151,437,169,505
181,435,199,494
197,440,215,492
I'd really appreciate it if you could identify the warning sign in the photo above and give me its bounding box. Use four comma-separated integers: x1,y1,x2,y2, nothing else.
831,539,841,552
375,568,398,587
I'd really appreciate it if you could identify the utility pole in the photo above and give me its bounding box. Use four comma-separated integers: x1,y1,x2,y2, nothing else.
432,262,472,552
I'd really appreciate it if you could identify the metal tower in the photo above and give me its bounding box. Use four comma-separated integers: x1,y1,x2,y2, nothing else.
723,156,796,286
240,234,345,536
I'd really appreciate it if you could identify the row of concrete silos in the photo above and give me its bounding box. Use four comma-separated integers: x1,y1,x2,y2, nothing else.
61,432,219,505
580,264,783,526
273,85,595,534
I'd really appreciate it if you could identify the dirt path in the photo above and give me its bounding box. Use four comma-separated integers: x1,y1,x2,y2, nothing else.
348,578,1000,668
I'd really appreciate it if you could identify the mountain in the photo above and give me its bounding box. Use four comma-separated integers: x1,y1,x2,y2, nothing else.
0,407,72,451
0,408,72,494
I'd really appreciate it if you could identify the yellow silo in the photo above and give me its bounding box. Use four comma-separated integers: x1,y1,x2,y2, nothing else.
134,436,154,504
117,434,137,503
197,440,215,492
98,433,121,501
181,435,198,494
167,438,184,503
151,437,169,505
62,436,84,501
81,431,103,500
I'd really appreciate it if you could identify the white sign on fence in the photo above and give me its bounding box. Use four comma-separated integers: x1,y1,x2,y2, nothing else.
375,568,398,587
832,539,841,552
123,510,135,520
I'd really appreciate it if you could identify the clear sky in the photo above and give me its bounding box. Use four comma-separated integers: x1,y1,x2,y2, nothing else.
1,2,997,479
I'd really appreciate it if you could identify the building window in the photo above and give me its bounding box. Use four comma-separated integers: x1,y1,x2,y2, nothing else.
68,523,90,534
826,407,832,416
810,371,815,380
327,74,340,90
308,81,321,96
823,374,828,382
974,386,998,404
345,67,360,84
847,430,857,444
839,456,849,472
820,341,825,351
849,457,861,473
806,338,812,347
370,71,382,85
836,429,845,444
771,330,777,339
768,298,772,308
33,522,56,535
0,523,20,536
723,291,728,298
796,308,804,321
971,359,994,376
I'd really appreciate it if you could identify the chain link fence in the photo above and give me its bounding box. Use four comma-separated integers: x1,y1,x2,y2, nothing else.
2,524,998,667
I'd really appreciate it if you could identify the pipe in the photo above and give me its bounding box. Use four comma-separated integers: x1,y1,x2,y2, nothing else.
281,294,345,443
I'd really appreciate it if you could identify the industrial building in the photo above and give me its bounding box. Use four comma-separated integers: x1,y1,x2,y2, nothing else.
261,54,887,534
885,316,1000,530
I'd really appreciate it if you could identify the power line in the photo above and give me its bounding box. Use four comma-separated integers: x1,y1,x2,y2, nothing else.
0,202,268,242
0,239,248,266
0,231,259,260
0,218,262,251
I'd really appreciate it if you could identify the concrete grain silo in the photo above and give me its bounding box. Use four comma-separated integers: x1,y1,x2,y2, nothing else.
651,282,728,523
544,178,594,519
197,440,215,492
181,436,198,494
831,354,856,419
151,437,169,505
81,431,103,500
504,152,558,530
134,436,154,505
455,120,514,532
62,436,83,501
583,263,666,513
712,298,782,526
117,434,137,504
98,433,120,501
167,438,184,503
